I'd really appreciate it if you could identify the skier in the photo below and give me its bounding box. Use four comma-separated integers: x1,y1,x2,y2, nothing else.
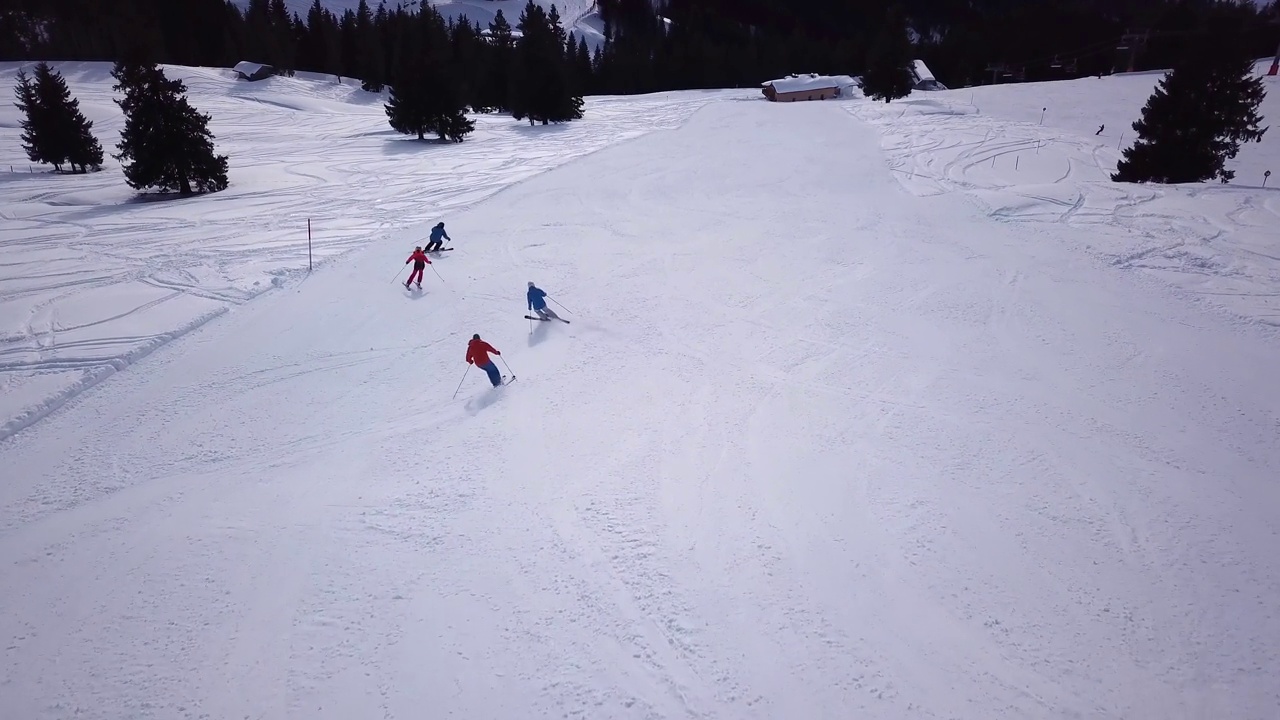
526,281,564,322
404,246,431,289
425,222,451,252
466,334,504,387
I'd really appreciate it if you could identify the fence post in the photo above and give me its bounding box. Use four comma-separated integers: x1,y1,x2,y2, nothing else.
307,218,313,272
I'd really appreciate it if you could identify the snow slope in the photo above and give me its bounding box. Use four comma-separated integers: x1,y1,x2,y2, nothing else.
0,61,722,440
2,72,1279,719
849,61,1280,326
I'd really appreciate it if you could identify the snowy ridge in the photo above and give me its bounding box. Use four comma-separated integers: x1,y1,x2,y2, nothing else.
848,61,1280,328
0,61,725,440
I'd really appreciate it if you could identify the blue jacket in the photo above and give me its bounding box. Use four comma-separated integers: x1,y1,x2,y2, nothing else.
527,286,547,311
430,225,449,242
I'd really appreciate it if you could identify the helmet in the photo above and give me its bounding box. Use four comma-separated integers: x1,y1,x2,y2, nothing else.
415,246,422,250
472,333,480,340
528,281,535,287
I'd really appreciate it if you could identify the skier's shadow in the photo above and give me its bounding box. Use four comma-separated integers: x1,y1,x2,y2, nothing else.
464,388,505,415
528,319,551,347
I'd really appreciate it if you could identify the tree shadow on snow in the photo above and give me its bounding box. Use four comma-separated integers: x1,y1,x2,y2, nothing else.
58,189,234,223
512,122,571,136
382,137,454,156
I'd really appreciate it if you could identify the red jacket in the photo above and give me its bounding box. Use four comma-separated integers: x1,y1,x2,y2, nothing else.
407,249,430,265
466,338,499,366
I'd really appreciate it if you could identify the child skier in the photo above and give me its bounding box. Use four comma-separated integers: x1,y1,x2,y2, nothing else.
526,281,564,322
466,334,504,387
425,222,451,252
404,247,431,289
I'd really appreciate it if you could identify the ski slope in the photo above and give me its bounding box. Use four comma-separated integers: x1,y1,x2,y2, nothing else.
0,62,718,440
850,62,1280,326
2,64,1280,719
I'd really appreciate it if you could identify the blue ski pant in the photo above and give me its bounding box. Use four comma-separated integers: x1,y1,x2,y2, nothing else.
478,361,501,386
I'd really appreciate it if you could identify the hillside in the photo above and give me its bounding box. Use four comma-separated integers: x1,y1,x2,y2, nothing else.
0,62,714,439
1,62,1278,719
850,61,1280,325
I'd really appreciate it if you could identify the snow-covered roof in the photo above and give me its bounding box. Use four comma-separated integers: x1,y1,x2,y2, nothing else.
763,74,842,93
234,61,270,76
912,60,935,83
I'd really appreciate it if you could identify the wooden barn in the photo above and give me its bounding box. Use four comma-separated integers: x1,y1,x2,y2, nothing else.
761,74,857,102
233,61,274,82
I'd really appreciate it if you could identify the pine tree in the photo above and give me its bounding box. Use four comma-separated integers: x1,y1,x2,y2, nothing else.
13,69,47,169
301,0,339,76
355,0,383,90
383,7,474,143
13,63,103,173
1113,16,1269,184
510,1,584,126
575,36,594,95
481,9,516,112
112,61,229,196
37,64,105,173
384,66,433,139
861,4,914,104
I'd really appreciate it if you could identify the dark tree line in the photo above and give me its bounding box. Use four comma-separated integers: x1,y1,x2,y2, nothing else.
4,0,1275,97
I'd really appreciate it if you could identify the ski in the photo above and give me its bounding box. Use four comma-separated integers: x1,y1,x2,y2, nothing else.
524,315,570,324
427,248,453,253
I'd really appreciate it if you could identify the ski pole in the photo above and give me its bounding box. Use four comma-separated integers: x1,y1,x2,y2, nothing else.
391,264,407,284
452,365,471,399
432,265,447,287
500,356,516,382
549,296,573,314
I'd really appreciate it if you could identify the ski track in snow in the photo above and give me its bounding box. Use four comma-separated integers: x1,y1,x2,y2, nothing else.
0,62,726,441
846,65,1280,331
0,89,1278,719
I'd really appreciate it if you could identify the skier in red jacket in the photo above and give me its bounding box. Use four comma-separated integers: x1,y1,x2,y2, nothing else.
466,334,504,387
404,247,431,289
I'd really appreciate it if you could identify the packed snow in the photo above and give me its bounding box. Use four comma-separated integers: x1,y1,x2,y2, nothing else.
849,60,1280,327
1,58,1279,720
0,62,719,440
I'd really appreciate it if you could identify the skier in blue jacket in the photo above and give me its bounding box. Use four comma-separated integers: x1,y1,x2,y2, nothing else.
424,222,451,252
527,282,564,322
